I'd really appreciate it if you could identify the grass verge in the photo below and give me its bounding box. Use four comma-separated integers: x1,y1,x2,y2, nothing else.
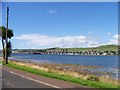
0,61,2,64
6,62,119,89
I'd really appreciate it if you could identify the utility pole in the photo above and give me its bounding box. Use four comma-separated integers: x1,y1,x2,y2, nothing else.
5,7,9,64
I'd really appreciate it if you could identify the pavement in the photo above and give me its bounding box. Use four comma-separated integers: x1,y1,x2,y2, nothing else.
1,65,94,90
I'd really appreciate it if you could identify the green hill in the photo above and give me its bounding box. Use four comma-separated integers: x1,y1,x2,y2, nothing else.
47,44,119,52
11,44,119,52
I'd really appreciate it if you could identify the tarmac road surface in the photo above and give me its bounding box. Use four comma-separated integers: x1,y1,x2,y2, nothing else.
2,69,54,88
2,65,93,90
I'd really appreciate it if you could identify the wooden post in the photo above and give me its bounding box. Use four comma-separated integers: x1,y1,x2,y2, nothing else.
5,7,9,64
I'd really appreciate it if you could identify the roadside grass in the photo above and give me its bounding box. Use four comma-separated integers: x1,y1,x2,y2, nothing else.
5,62,119,89
0,57,2,64
0,60,2,64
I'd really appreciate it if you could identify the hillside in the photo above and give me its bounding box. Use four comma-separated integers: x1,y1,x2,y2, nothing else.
46,44,119,52
0,44,118,53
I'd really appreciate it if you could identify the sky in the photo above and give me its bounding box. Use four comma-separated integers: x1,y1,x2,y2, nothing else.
0,2,119,49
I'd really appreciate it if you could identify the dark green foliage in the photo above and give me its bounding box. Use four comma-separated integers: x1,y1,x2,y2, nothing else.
0,26,14,39
85,75,99,81
0,26,14,63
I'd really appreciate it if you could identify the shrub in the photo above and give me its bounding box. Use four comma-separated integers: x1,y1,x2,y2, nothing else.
84,75,99,81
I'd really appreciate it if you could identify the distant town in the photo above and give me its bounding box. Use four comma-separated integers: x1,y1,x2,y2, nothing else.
0,44,119,56
11,49,119,56
9,45,120,56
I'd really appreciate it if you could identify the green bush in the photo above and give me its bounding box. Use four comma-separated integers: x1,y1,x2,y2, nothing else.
84,75,99,81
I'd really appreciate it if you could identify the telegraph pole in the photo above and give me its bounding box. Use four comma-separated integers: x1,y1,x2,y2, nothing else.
5,7,9,64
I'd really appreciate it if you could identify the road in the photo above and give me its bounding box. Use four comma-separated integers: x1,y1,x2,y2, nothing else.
2,69,54,88
2,66,89,90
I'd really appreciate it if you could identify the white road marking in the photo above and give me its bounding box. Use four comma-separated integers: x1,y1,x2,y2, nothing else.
4,69,60,89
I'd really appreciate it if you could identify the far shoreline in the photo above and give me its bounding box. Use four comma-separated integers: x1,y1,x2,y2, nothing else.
11,53,119,56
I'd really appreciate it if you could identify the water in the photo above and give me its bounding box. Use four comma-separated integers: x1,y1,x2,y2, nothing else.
9,54,118,69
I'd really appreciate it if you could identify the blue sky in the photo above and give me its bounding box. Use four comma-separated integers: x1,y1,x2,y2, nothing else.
1,2,119,49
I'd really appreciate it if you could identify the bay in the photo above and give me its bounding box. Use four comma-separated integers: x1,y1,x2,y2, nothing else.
9,53,118,69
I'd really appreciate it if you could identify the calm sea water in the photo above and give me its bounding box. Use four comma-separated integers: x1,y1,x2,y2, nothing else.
8,53,118,69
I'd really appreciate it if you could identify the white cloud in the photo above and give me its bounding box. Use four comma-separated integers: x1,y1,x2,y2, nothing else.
107,32,112,36
109,34,120,45
88,41,98,45
48,10,57,14
14,34,99,48
113,34,120,39
88,31,94,34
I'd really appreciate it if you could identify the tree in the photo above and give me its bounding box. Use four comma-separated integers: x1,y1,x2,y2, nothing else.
0,26,14,63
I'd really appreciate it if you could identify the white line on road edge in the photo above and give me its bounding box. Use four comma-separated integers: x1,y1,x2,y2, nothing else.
4,69,60,88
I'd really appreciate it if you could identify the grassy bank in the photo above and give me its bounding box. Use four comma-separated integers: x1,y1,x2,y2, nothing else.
0,58,2,64
5,61,119,89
